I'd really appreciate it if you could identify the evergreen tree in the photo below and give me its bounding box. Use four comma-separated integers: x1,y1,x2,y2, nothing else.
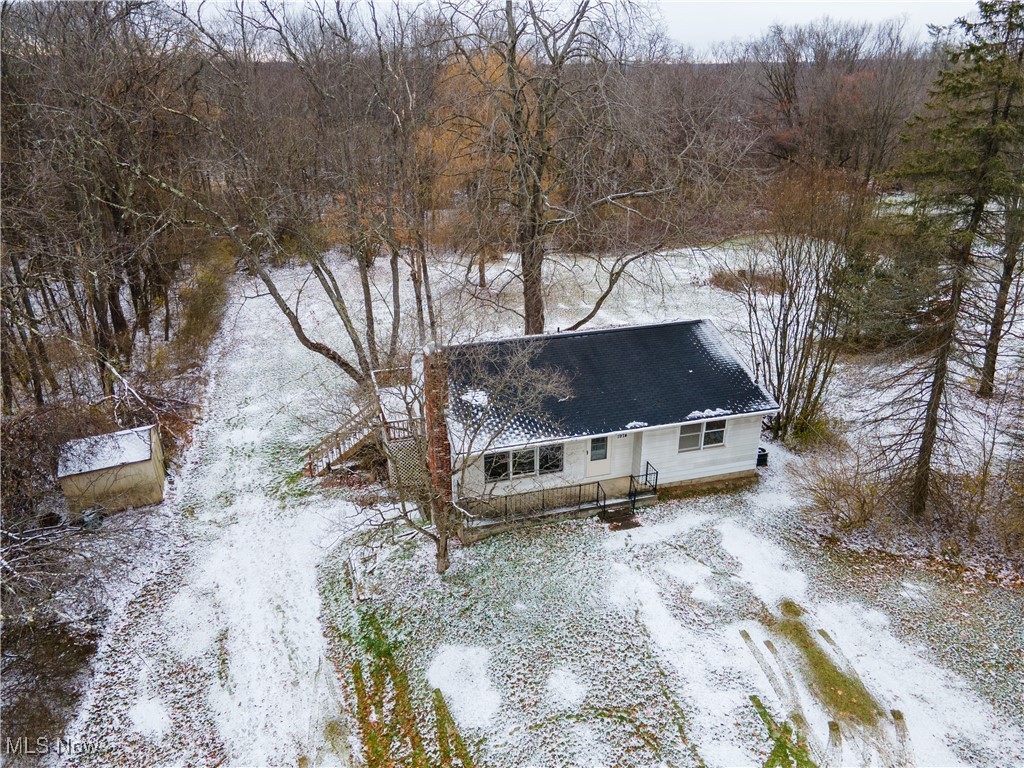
899,0,1023,518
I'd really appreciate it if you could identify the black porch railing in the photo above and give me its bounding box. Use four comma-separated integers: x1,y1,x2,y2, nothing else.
458,480,607,521
628,461,659,513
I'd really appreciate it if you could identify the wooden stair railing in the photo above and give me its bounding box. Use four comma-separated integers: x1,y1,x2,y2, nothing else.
304,404,378,477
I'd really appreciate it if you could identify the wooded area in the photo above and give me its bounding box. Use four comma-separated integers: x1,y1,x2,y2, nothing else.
1,0,1022,752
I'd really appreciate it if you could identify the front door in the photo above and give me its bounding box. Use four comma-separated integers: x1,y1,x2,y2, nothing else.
631,431,644,476
585,436,610,477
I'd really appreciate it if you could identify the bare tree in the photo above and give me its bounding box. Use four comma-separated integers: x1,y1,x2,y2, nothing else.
734,167,872,442
1,0,207,403
438,0,681,335
747,17,933,177
366,339,570,574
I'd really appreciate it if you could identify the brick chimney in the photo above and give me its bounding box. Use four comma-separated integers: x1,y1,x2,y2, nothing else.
422,347,453,504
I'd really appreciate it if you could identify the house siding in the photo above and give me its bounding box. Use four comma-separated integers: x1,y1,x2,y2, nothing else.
456,438,590,500
455,415,763,501
641,415,762,486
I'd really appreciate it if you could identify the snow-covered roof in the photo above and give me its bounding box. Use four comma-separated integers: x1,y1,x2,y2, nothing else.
57,425,155,478
444,319,779,453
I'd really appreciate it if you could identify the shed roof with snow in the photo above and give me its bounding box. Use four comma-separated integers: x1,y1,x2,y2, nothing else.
57,425,155,478
444,319,779,451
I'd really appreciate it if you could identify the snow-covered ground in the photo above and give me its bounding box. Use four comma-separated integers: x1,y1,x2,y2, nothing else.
61,285,360,767
58,247,1024,766
329,448,1023,766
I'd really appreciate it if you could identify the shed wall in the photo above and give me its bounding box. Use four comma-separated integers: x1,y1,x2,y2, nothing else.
60,429,165,514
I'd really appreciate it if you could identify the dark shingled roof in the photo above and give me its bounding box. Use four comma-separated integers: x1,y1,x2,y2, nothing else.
444,319,779,451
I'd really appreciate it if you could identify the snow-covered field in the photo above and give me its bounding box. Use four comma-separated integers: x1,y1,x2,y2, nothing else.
330,449,1023,766
58,248,1023,767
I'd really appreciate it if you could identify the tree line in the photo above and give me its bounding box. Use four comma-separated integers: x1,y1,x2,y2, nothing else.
1,0,945,409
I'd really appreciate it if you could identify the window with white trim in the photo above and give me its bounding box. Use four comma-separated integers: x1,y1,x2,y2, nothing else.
590,436,608,461
703,419,726,447
512,449,536,477
678,423,702,451
483,444,564,481
538,445,564,474
484,452,510,481
678,419,727,452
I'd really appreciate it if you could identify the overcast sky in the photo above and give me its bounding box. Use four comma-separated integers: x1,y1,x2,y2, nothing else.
655,1,978,51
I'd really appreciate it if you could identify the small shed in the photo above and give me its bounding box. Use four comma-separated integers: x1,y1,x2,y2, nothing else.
57,425,166,514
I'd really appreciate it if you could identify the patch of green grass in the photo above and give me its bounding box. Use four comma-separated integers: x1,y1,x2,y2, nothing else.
324,718,347,753
773,608,881,727
216,628,230,688
347,611,476,768
271,468,315,501
750,695,818,768
433,689,476,768
779,599,804,618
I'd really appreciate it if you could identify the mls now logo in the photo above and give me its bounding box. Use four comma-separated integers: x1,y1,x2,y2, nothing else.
5,737,101,757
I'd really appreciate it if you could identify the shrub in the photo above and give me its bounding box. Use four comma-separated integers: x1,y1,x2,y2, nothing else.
173,238,236,366
795,450,890,529
709,267,783,294
785,414,845,452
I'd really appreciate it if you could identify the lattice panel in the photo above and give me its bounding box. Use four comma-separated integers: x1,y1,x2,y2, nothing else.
388,438,424,488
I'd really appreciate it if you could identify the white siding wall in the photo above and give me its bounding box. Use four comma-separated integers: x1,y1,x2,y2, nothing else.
640,415,762,485
455,432,638,499
456,439,587,499
455,417,762,499
606,433,634,478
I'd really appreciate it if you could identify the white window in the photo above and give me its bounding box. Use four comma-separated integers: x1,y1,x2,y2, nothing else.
678,420,727,452
678,423,702,451
590,436,608,461
511,449,536,477
703,420,726,447
538,445,564,474
484,452,509,481
483,444,564,481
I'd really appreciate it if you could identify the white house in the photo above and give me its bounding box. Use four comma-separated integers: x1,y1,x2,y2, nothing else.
420,319,779,538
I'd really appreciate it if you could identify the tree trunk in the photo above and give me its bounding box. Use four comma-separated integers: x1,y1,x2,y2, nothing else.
410,256,426,347
6,250,59,397
2,294,44,406
978,196,1023,397
419,247,438,344
909,201,984,518
522,242,545,335
388,242,401,363
1,321,15,414
521,189,546,335
357,240,380,372
106,278,132,366
435,507,451,574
